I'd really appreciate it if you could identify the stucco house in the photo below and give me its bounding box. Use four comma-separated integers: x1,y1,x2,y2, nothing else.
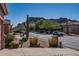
0,3,8,49
61,21,79,34
4,19,12,34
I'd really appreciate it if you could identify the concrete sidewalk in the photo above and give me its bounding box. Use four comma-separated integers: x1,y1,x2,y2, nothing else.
0,48,79,56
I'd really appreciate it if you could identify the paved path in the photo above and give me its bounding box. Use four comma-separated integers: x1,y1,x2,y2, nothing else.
0,48,79,56
59,36,79,50
29,32,79,49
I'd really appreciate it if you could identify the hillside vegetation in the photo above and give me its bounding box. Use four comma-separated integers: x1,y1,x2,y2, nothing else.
13,17,79,33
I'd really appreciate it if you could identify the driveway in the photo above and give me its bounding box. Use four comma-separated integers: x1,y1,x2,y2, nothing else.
59,36,79,50
29,32,79,50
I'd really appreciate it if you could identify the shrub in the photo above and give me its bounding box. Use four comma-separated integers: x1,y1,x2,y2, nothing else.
19,37,27,47
35,20,61,33
29,36,38,47
5,33,14,48
10,41,19,48
22,37,27,42
48,36,58,47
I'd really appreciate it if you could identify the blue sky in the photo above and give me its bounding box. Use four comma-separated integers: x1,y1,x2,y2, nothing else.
5,3,79,27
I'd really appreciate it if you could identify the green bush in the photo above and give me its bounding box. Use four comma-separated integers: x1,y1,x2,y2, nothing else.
5,33,14,48
35,20,61,32
19,37,27,43
19,37,27,47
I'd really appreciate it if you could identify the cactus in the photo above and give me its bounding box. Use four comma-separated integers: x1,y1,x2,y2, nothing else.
29,36,38,47
48,35,58,47
23,15,29,40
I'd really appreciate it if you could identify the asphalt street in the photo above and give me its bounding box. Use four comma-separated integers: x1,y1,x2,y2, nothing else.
29,32,79,50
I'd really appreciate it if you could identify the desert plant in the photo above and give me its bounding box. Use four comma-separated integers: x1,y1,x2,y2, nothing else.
5,33,14,48
29,36,38,47
48,35,58,47
23,15,29,41
22,37,27,42
59,42,63,48
19,37,27,47
9,40,19,48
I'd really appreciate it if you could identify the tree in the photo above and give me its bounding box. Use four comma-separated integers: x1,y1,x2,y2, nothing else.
35,19,44,31
35,20,61,32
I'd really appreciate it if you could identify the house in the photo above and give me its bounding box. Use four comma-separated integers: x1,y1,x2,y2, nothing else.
61,21,79,34
0,3,8,49
4,19,12,34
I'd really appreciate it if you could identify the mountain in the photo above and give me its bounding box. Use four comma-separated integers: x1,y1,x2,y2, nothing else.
48,17,78,23
28,17,45,22
13,17,79,32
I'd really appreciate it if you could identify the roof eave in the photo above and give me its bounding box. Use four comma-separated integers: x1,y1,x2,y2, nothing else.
0,3,8,16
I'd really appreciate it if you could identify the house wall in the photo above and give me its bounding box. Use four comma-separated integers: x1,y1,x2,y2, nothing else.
63,24,79,34
0,18,1,49
4,19,12,34
4,23,11,34
0,3,7,49
0,16,4,49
